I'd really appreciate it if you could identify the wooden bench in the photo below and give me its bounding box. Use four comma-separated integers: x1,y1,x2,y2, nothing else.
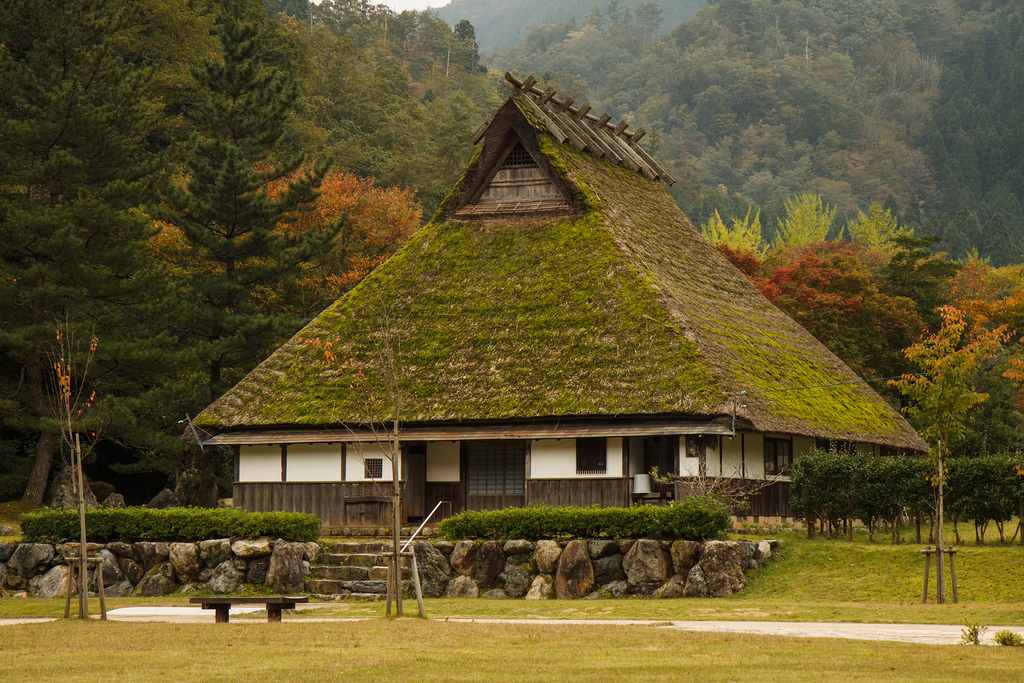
189,596,309,623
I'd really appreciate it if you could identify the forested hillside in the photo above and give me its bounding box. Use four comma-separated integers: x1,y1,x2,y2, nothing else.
438,0,705,52
489,0,1024,262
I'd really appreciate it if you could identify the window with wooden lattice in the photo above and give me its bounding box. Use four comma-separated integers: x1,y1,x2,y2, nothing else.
576,438,607,474
364,458,383,479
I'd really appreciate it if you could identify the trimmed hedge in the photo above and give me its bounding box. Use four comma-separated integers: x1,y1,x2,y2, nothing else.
436,498,731,541
19,507,322,544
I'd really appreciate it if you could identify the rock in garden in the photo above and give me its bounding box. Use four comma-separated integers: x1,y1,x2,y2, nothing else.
169,543,201,583
296,542,321,564
525,574,554,600
433,540,455,555
0,542,16,562
412,541,451,598
136,562,176,597
499,563,532,598
266,541,304,594
587,540,618,559
533,540,562,574
555,540,594,600
209,559,245,594
754,540,772,564
231,538,272,558
246,557,270,585
593,580,628,599
683,565,709,598
118,557,144,586
654,575,686,599
482,588,507,599
698,541,744,597
0,525,13,536
36,565,73,598
671,540,702,577
503,539,534,555
101,493,126,509
738,541,757,570
593,554,625,586
622,539,671,586
132,542,169,572
444,575,479,598
474,541,505,590
0,562,7,587
98,549,124,587
146,488,180,509
198,539,232,568
106,580,134,598
106,542,134,558
449,540,477,577
47,468,98,510
9,543,54,578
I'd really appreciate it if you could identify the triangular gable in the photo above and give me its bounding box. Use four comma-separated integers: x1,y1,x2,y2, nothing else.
456,136,569,217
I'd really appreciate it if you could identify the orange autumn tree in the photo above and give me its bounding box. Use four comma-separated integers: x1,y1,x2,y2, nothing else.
266,171,422,318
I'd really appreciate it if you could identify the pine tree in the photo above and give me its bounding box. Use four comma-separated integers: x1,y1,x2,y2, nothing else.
0,0,166,503
157,0,339,402
983,213,1015,266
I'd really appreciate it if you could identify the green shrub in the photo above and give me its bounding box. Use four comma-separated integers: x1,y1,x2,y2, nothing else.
88,481,116,502
436,498,731,541
19,507,321,543
993,629,1023,647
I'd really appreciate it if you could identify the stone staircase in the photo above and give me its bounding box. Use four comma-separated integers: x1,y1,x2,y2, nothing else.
305,541,412,600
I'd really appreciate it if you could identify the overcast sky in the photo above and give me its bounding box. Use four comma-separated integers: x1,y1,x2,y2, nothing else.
379,0,444,11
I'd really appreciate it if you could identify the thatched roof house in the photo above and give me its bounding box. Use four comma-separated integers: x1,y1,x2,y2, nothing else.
194,73,926,525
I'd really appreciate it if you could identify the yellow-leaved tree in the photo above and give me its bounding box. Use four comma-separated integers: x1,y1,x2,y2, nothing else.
700,208,764,256
775,193,837,248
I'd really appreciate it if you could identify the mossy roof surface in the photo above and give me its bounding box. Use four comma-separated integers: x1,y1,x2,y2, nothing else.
197,94,925,451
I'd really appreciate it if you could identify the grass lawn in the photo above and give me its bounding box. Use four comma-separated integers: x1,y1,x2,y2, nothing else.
3,619,1024,682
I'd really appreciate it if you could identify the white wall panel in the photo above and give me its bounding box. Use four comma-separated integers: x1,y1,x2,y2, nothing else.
426,441,460,482
239,445,282,482
286,444,342,481
345,441,398,481
530,439,577,478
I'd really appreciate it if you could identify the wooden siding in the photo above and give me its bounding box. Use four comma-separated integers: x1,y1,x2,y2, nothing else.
234,482,403,527
528,478,630,508
479,166,561,204
466,494,526,511
425,482,463,521
747,481,792,518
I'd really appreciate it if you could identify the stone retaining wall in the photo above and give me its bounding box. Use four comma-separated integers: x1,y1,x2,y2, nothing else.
401,537,778,600
0,539,320,598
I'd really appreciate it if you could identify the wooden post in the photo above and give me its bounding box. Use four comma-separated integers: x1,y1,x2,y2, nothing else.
94,557,106,620
948,548,958,604
75,433,88,619
921,549,931,603
385,554,393,617
410,552,425,619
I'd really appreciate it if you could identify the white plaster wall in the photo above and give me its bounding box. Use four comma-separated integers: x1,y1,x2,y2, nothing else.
286,444,342,481
793,436,816,459
744,432,765,478
239,445,282,482
706,437,722,477
426,441,460,482
605,437,624,478
721,436,744,477
678,436,700,476
345,441,398,481
530,439,577,478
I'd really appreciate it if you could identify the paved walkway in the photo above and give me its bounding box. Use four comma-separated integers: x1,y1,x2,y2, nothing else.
2,608,1023,645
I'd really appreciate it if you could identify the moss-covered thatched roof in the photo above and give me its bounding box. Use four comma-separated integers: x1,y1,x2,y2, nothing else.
195,77,926,451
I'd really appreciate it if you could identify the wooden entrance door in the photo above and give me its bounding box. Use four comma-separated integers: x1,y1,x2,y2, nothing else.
403,443,426,519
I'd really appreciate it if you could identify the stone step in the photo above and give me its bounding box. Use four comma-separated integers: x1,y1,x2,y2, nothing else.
322,553,379,567
309,565,371,581
369,566,410,581
308,592,386,602
304,578,392,594
322,541,388,554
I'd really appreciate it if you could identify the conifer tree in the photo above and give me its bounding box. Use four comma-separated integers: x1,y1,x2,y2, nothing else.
0,0,165,503
158,0,339,402
983,213,1015,267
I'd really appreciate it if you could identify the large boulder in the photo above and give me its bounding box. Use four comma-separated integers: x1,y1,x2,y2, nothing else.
36,565,73,598
106,541,134,558
555,540,594,600
231,538,272,559
97,549,124,587
9,543,54,578
622,539,671,589
169,543,201,583
412,541,451,598
246,557,271,585
0,542,17,562
588,580,628,599
118,557,144,586
503,539,534,555
146,488,181,509
208,560,245,594
482,588,508,599
47,468,98,510
444,575,479,598
105,580,134,598
671,540,702,578
592,554,625,586
101,493,126,509
754,540,772,564
198,539,232,568
654,574,686,599
683,564,709,598
587,540,619,559
132,542,170,572
499,563,532,598
525,574,554,600
135,562,176,596
449,540,477,577
698,541,744,597
296,542,321,564
0,562,7,588
738,541,757,570
474,541,505,590
266,541,304,594
533,540,562,574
